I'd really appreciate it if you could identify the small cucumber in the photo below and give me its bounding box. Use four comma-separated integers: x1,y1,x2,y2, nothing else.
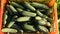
23,23,36,31
9,5,17,13
16,8,23,12
35,16,42,20
9,1,24,9
46,22,51,27
23,1,36,11
42,18,47,21
38,25,49,32
31,2,49,9
22,11,36,17
2,28,18,33
38,20,46,26
46,18,53,23
37,10,48,18
7,21,15,28
47,8,53,15
16,17,30,22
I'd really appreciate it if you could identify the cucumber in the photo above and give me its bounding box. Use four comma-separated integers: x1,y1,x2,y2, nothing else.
9,1,24,9
46,18,53,23
38,20,46,26
47,8,53,15
12,24,23,32
3,10,8,26
38,25,49,32
9,5,17,13
2,28,18,33
42,18,47,21
6,5,13,15
23,23,36,31
7,21,15,28
35,16,42,20
46,22,51,27
37,10,48,18
16,17,30,22
31,2,49,9
23,1,36,11
22,11,36,17
16,8,23,12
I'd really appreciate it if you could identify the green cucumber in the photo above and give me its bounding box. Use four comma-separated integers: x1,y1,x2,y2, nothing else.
46,22,51,27
3,10,8,26
9,5,17,13
38,20,46,26
9,1,24,9
2,28,18,33
23,1,36,11
16,17,30,22
22,11,36,17
38,25,49,32
37,10,48,18
23,23,36,31
16,8,23,12
35,16,42,20
7,21,15,28
46,18,53,23
31,2,49,9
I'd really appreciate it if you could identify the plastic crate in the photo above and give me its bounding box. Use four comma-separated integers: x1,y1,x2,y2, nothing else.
1,0,59,34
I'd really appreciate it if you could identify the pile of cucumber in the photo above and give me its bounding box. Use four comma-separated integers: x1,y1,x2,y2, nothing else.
2,1,53,34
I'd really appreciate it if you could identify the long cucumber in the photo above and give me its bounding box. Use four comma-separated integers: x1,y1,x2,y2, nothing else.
31,2,49,9
2,28,18,33
22,11,36,17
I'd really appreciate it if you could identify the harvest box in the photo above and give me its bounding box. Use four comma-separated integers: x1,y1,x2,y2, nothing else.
0,0,58,34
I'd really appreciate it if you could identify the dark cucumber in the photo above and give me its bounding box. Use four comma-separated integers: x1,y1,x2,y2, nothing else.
6,5,13,15
23,1,36,11
11,24,23,32
31,2,49,9
9,1,24,9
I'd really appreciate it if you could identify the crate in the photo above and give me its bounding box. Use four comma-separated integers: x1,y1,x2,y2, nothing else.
1,0,59,34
